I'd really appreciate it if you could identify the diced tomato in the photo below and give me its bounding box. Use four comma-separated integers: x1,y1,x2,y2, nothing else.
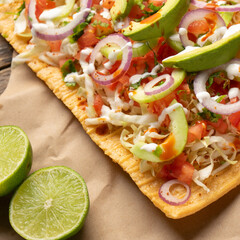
25,0,56,20
207,118,228,134
228,98,240,131
148,0,166,7
157,153,194,185
107,61,121,74
47,40,62,52
59,57,74,68
157,42,177,62
102,0,115,9
229,112,240,129
94,94,104,117
187,19,210,37
128,4,146,19
92,0,101,5
90,14,114,37
148,89,176,116
187,121,207,143
35,0,56,20
77,26,99,49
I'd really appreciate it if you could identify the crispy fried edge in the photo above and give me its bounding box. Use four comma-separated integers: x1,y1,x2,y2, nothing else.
1,1,240,219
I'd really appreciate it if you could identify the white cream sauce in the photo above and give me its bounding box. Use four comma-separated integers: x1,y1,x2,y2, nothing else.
129,64,162,84
140,143,158,152
225,63,240,80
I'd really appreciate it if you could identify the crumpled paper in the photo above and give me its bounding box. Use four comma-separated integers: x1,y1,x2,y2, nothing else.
0,57,240,240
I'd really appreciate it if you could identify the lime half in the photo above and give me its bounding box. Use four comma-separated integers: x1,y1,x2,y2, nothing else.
9,166,89,240
0,125,32,196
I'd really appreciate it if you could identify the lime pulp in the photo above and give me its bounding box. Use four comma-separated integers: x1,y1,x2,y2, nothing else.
9,166,89,240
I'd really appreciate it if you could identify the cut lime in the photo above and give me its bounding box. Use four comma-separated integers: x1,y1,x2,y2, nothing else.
9,166,89,240
0,125,32,196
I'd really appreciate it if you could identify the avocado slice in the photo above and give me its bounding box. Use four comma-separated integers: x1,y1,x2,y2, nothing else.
130,99,188,162
131,69,186,103
100,38,158,60
162,30,240,72
219,12,234,26
167,38,184,53
122,0,190,41
110,0,135,22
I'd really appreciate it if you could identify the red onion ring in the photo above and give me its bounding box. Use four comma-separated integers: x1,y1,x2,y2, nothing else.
90,34,132,85
144,74,174,95
179,9,226,47
190,0,207,8
28,0,92,41
191,0,240,12
158,179,191,206
216,4,240,12
194,59,240,115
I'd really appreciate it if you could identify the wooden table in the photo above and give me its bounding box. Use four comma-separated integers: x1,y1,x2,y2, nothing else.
0,35,13,95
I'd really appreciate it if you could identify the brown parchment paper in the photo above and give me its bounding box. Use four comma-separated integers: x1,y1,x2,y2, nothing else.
0,58,240,240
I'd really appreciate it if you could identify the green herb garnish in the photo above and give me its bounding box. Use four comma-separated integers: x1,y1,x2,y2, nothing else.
61,59,77,78
198,108,222,123
68,11,94,43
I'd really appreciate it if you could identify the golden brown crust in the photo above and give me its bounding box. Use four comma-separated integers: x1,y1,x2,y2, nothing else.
1,1,240,219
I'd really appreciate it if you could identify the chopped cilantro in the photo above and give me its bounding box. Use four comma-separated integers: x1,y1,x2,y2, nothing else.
146,41,159,66
68,11,94,43
198,108,222,123
134,0,145,10
207,71,230,89
134,2,165,22
143,2,165,17
61,59,77,78
91,20,109,28
14,2,25,19
153,145,162,157
186,72,197,91
65,82,77,87
130,81,142,90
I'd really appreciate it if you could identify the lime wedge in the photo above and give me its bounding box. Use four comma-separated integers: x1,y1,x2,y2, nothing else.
9,166,89,240
0,125,32,196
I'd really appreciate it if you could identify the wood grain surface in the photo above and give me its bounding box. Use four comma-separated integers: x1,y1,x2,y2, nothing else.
0,35,13,94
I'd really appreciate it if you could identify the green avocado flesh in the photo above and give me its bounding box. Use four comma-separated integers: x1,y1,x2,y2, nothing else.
167,38,184,53
162,31,240,72
219,12,234,26
130,99,188,162
131,69,186,103
122,0,190,41
110,0,134,22
100,38,158,59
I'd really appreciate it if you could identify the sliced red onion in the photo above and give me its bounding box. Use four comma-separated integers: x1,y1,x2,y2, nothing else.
190,0,207,8
194,59,240,115
191,0,240,12
216,4,240,12
28,0,92,41
179,9,226,47
90,34,132,85
144,74,174,95
158,179,191,206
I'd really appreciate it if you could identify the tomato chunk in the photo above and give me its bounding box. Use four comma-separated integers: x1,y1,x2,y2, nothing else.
102,0,115,9
94,94,104,117
157,153,194,185
207,118,228,134
187,121,207,143
187,19,209,37
47,40,62,52
77,26,99,49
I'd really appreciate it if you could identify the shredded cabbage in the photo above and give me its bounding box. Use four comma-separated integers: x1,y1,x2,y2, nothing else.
14,9,27,35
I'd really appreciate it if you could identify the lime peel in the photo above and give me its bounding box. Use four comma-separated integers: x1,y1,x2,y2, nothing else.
0,125,32,196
